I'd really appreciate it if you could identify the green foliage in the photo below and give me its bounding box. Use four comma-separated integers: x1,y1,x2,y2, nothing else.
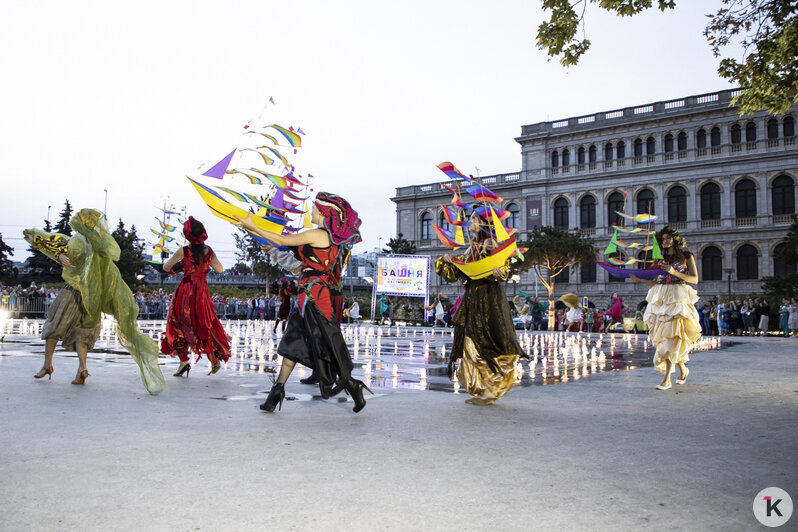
536,0,796,115
383,233,417,255
515,226,595,295
232,229,286,281
761,273,798,300
0,233,14,282
774,216,798,267
112,219,147,290
53,200,73,236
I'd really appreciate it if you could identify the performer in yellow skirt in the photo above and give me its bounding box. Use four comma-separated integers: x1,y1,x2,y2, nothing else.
436,211,526,405
630,227,701,390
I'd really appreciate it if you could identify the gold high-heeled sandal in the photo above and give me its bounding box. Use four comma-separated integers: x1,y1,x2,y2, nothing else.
34,366,54,380
71,369,89,385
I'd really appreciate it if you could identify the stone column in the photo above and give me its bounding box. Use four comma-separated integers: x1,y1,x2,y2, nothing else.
722,175,733,227
687,180,698,231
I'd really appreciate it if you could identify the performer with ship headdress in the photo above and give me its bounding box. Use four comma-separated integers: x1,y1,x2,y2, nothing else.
24,209,165,394
161,216,231,377
236,192,370,413
629,227,701,390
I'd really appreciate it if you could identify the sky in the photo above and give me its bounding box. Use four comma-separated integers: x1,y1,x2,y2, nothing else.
0,0,740,267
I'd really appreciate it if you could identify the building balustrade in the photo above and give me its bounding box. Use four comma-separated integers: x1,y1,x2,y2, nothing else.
735,217,757,227
772,214,795,224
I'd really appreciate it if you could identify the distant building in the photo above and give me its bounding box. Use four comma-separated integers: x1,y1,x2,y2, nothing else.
391,88,797,307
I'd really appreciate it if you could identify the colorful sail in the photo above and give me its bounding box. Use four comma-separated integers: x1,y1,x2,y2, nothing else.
202,149,237,179
437,161,473,183
466,184,503,203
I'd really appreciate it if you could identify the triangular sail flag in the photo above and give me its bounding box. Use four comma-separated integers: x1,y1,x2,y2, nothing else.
652,235,663,260
437,162,473,183
489,205,510,243
466,184,503,203
303,209,313,229
603,228,619,255
454,211,465,245
202,149,237,179
432,225,467,249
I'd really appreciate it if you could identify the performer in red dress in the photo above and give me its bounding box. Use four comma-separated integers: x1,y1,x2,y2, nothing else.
271,278,296,333
160,217,231,377
236,192,369,413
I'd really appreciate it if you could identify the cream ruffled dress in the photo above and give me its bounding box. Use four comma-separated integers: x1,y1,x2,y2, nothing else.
643,255,701,374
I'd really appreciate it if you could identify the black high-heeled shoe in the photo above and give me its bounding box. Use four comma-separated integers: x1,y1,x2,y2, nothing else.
343,377,373,413
260,381,285,412
173,362,191,377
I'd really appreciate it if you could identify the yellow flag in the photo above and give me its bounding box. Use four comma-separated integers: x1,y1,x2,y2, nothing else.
454,211,465,245
490,206,510,242
303,209,313,228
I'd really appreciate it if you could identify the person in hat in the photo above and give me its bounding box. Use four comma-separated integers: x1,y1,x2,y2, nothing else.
559,293,584,332
161,217,231,377
630,227,700,390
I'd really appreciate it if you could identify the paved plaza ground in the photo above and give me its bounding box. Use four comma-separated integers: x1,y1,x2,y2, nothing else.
0,323,796,531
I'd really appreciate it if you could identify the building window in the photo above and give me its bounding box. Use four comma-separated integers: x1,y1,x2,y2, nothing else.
768,119,779,139
702,246,722,281
774,243,796,274
637,188,655,215
697,129,707,149
553,197,569,229
634,138,643,157
731,124,742,144
420,212,432,240
551,150,559,168
710,127,721,146
562,148,570,166
700,182,721,220
772,175,795,215
604,142,613,160
439,211,449,232
616,141,626,159
677,132,687,151
746,121,757,142
664,134,674,153
580,196,596,229
581,261,596,283
553,266,569,283
506,203,520,228
784,116,795,137
646,136,655,155
607,191,625,227
588,145,597,163
667,185,687,222
578,146,586,164
737,245,759,280
735,178,757,218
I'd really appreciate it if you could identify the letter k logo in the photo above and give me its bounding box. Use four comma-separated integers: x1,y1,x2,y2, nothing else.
765,496,783,517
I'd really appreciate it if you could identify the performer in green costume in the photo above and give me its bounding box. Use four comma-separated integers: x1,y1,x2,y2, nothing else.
24,208,165,395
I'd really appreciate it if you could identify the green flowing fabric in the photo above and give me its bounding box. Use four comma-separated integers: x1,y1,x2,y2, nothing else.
24,209,165,395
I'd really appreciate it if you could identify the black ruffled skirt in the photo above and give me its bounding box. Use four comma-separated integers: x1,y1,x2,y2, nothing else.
277,304,354,399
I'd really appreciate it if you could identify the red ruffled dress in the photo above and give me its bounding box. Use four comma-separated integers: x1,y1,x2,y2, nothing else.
161,246,231,364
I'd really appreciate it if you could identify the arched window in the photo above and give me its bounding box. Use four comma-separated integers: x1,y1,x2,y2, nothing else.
710,127,721,146
697,129,707,149
634,138,643,157
700,182,721,220
736,245,759,280
731,124,742,144
746,121,757,142
553,197,569,229
588,145,597,163
506,203,520,229
772,175,795,215
581,261,596,283
667,185,687,222
677,132,687,151
420,212,432,240
735,178,757,218
664,133,674,153
784,116,795,138
768,119,779,139
604,142,613,161
607,191,625,227
616,141,626,159
580,196,596,229
578,146,586,164
701,246,722,281
551,150,559,168
637,188,655,215
773,243,796,275
439,211,449,232
562,148,570,166
646,136,655,155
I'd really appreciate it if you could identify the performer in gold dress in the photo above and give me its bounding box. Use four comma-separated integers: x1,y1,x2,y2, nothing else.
24,209,165,395
436,211,526,405
630,227,701,390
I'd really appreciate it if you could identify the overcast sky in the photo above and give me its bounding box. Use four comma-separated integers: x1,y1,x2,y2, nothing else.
1,0,739,266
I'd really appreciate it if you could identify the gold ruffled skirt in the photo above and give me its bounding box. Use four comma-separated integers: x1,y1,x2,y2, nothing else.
456,337,521,404
643,284,701,374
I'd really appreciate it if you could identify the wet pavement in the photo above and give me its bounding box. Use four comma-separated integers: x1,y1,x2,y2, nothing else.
0,318,795,531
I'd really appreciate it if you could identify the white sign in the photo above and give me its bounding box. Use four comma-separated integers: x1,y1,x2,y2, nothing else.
375,255,430,297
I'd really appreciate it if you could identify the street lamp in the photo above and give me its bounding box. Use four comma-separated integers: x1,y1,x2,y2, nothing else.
723,268,734,302
104,189,108,218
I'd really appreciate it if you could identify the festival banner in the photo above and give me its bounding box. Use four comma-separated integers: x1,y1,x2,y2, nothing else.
375,255,430,297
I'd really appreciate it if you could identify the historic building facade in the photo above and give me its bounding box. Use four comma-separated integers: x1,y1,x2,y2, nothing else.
391,88,797,308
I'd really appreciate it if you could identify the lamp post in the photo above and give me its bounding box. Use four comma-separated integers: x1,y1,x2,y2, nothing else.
723,268,734,302
103,189,108,218
47,205,51,226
